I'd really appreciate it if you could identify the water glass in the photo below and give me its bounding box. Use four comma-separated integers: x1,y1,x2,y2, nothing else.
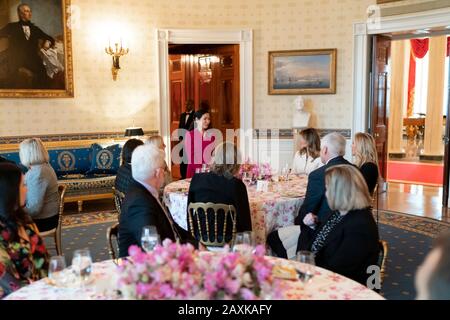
71,249,93,287
295,251,315,283
232,231,254,253
48,255,67,286
242,172,252,187
141,225,160,252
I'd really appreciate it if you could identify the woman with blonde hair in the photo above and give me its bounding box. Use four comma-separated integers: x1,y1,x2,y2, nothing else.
352,132,379,195
297,165,379,285
292,128,322,175
19,138,59,232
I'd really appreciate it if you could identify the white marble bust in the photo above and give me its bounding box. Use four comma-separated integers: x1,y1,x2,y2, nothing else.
292,96,311,128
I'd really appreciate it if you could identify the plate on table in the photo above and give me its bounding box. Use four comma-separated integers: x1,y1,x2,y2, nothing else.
279,190,301,198
272,264,298,281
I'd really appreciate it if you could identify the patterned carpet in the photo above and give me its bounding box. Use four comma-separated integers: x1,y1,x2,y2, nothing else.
46,209,450,300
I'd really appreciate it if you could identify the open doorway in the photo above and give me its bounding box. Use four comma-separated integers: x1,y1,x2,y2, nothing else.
369,30,450,220
168,44,240,179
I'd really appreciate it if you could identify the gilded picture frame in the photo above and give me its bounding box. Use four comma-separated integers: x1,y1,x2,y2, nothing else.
268,49,337,95
0,0,74,98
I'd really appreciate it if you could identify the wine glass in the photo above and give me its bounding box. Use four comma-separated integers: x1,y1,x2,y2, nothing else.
48,255,67,286
141,225,160,252
242,172,252,187
232,232,253,253
71,249,92,288
295,251,316,284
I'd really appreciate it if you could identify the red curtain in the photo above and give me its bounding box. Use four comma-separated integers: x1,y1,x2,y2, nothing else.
407,39,430,117
410,38,429,58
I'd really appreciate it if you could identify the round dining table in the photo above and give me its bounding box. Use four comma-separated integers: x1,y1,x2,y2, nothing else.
163,175,308,245
4,256,384,300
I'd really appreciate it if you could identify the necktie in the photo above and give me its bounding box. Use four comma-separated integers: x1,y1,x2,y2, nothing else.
156,197,181,241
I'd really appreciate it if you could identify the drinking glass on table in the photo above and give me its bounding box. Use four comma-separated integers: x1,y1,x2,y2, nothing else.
48,255,67,286
141,225,160,252
242,172,252,187
71,249,93,287
232,231,254,253
295,251,316,284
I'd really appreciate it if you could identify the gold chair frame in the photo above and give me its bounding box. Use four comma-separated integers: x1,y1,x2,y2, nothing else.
40,184,67,255
187,202,237,248
107,222,120,260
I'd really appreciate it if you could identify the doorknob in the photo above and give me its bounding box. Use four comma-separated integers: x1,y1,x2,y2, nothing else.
443,135,449,144
374,133,380,138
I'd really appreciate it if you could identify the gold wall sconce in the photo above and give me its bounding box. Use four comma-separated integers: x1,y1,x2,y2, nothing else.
105,40,129,80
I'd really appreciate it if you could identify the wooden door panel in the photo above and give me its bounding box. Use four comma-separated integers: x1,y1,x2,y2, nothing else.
371,36,391,180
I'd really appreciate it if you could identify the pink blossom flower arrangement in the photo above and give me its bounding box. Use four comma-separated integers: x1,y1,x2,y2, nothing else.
238,159,272,181
117,239,283,300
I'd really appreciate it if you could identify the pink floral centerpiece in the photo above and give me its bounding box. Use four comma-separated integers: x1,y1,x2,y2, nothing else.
238,159,272,182
117,239,283,300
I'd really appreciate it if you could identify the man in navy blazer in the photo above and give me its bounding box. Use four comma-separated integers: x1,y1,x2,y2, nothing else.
0,4,55,89
268,132,352,258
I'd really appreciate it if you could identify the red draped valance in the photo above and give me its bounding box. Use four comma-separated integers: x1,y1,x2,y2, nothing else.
410,38,429,59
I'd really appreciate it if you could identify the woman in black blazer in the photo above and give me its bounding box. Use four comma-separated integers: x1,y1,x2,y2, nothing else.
187,142,252,236
352,132,380,195
298,165,379,285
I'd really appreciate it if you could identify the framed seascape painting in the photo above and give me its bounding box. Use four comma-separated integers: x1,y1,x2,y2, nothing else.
268,49,336,95
0,0,73,98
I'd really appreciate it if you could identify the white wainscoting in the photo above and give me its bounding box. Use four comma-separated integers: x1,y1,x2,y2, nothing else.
253,138,353,172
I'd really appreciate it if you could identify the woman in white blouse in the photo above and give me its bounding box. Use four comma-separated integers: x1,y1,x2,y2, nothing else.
292,128,322,175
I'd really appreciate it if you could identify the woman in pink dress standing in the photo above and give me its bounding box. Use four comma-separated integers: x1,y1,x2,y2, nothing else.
185,109,215,178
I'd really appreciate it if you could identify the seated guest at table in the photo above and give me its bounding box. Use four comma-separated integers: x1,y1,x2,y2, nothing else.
292,128,322,175
119,144,195,257
146,135,172,191
352,132,379,195
267,132,352,259
186,109,215,178
19,138,60,232
0,163,49,299
187,142,252,235
415,231,450,300
298,165,379,285
115,138,144,194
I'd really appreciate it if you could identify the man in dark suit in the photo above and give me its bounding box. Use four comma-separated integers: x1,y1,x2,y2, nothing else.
268,132,352,258
119,144,195,257
178,99,195,179
0,4,55,89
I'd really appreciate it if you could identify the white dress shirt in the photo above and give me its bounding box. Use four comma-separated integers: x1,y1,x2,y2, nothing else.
291,152,323,175
22,25,30,40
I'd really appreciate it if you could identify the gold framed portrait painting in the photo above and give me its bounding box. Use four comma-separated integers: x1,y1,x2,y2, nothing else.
268,49,336,95
0,0,73,98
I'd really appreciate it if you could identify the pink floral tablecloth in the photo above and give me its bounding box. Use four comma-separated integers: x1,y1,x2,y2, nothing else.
163,175,308,244
4,257,384,300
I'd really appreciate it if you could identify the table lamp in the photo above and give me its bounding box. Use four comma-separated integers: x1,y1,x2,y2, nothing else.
124,127,144,137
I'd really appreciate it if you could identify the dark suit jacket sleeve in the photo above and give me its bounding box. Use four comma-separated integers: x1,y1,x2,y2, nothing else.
295,170,324,225
33,25,55,45
178,113,185,130
321,225,374,279
127,200,155,245
234,180,252,232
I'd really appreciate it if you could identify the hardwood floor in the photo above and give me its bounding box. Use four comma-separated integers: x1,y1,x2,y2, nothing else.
377,182,450,223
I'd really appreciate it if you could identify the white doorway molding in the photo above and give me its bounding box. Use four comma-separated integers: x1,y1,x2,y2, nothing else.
352,7,450,135
156,29,253,163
